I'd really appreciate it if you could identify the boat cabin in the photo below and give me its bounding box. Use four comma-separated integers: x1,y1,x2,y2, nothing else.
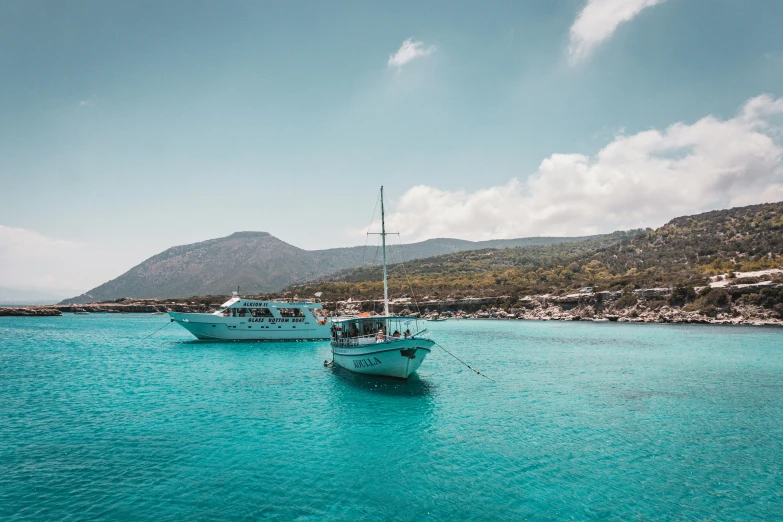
214,297,327,323
330,316,424,347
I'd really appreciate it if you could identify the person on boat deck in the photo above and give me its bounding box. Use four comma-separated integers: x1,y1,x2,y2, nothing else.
404,328,411,338
351,324,359,337
376,328,385,342
392,330,401,338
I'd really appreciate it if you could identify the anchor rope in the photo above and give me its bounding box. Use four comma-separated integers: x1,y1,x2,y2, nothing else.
141,319,173,340
434,341,496,383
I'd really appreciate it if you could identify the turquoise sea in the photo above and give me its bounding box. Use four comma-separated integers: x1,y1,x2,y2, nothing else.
1,315,782,520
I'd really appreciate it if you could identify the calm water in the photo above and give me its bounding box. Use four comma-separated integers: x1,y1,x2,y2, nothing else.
1,315,782,520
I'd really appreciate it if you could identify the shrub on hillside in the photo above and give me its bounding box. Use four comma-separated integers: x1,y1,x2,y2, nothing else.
738,288,783,313
684,288,731,313
732,277,764,285
703,288,731,307
700,305,721,318
669,286,696,307
614,293,638,309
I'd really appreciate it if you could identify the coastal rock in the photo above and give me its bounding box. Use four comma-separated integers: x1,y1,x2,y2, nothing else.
0,307,62,317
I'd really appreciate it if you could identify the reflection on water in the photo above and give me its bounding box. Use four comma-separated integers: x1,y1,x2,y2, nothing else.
328,364,437,397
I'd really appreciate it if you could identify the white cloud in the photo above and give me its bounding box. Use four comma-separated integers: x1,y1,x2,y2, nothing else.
568,0,665,63
0,226,84,292
78,95,97,107
384,94,783,241
0,226,80,258
0,225,162,298
388,38,436,69
0,226,144,296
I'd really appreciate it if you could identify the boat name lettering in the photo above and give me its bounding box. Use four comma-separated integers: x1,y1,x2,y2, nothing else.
353,357,382,369
242,302,268,307
263,318,307,323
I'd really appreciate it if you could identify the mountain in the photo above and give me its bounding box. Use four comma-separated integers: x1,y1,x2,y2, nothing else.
290,201,783,299
61,232,604,304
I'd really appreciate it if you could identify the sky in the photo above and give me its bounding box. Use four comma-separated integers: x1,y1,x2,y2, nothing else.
2,0,783,297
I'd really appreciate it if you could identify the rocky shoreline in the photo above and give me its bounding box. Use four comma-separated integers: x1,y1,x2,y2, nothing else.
416,301,783,327
336,283,783,327
0,307,64,317
0,302,177,316
2,283,782,327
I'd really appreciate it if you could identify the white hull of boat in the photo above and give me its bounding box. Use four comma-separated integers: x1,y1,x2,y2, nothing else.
332,338,434,379
168,312,331,341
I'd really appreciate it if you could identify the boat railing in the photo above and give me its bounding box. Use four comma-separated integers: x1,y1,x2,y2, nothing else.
331,332,419,347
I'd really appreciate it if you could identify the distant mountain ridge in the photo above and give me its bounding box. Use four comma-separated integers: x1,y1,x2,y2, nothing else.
61,232,604,304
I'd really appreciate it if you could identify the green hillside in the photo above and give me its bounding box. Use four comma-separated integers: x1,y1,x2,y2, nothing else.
289,202,783,300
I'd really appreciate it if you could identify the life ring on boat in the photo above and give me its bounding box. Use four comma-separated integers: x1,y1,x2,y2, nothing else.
317,319,327,325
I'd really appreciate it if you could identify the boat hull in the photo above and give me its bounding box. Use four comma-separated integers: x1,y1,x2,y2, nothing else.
168,312,331,341
332,338,433,379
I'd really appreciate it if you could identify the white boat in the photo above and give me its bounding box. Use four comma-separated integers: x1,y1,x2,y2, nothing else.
427,317,447,322
329,186,434,379
331,316,432,378
169,296,331,340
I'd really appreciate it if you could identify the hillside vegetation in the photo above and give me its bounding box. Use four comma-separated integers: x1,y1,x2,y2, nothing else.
61,231,602,303
288,202,783,301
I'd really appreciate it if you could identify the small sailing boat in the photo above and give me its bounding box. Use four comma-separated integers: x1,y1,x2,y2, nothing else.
329,187,434,379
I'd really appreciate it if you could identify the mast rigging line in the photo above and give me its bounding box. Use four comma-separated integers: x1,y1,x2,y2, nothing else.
361,195,381,267
365,186,399,317
387,214,423,317
381,186,389,316
365,187,423,316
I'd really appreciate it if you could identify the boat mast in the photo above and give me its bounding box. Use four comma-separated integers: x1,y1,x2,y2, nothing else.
380,186,390,316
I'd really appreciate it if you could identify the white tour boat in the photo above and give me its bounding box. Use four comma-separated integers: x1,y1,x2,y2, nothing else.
329,187,434,379
168,296,331,340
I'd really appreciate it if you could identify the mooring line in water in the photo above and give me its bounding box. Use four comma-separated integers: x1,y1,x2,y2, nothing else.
434,341,496,383
141,319,174,341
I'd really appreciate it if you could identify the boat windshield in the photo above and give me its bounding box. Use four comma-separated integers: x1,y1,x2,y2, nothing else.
331,317,420,344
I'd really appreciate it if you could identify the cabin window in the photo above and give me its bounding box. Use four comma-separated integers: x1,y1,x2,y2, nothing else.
278,308,305,317
237,308,249,317
251,308,273,317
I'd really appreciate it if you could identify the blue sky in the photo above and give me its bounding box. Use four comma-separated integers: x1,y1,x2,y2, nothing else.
1,0,783,296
